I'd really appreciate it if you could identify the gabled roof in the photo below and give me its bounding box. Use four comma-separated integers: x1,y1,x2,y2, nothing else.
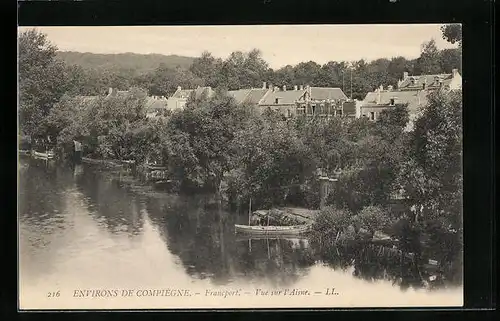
228,89,253,105
228,88,271,105
309,87,348,101
243,88,270,105
260,89,307,105
145,97,168,112
170,86,213,100
361,90,428,113
171,89,195,99
398,73,453,90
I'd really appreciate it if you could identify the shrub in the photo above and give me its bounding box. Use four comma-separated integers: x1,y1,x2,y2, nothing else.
312,206,353,236
353,205,393,234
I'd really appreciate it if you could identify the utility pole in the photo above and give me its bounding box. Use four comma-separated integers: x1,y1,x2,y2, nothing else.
350,68,353,99
342,71,345,93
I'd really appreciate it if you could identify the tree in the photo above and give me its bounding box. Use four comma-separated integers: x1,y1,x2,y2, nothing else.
439,48,462,74
293,61,322,87
189,51,223,88
19,29,70,136
387,56,414,85
440,24,462,47
398,90,462,228
414,39,442,75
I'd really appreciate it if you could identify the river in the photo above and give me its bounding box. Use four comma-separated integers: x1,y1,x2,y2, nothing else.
18,157,463,309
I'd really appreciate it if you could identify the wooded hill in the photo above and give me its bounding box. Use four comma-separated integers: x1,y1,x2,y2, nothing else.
56,51,196,74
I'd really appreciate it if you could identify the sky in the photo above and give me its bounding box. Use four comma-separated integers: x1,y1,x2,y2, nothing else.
19,25,458,69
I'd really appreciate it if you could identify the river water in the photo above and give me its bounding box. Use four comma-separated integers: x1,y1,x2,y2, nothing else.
18,158,463,309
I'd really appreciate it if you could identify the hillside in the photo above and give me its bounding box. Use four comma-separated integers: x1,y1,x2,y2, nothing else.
56,51,196,74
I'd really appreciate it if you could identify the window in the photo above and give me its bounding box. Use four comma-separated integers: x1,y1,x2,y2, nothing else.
275,98,279,104
312,105,316,115
390,98,395,106
287,109,291,118
422,83,426,89
370,112,375,120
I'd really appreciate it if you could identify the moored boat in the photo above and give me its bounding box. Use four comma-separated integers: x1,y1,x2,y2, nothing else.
235,223,312,235
32,150,55,159
19,149,31,156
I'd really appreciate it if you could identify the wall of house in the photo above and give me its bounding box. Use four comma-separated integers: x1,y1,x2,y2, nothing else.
261,104,297,118
167,98,187,110
359,105,389,121
342,100,356,117
449,73,462,90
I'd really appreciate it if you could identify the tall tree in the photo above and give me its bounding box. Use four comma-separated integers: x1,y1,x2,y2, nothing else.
413,39,442,75
439,48,462,74
19,29,70,136
398,90,462,228
189,51,223,88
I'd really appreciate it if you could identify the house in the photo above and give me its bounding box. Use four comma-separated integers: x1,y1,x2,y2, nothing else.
360,85,428,123
258,84,308,118
360,69,462,130
145,96,169,118
295,86,350,118
166,86,214,110
397,69,462,92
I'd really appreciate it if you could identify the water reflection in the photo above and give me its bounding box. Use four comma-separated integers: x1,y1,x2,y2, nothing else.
19,161,462,297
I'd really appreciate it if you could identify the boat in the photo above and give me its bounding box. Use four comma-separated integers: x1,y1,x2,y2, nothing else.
32,150,55,159
235,234,309,242
19,149,31,156
235,223,312,235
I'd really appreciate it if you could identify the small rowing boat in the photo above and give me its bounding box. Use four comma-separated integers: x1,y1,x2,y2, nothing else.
32,150,55,159
19,149,31,156
235,223,312,235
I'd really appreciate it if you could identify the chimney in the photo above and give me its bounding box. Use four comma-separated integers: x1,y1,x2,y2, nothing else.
452,68,458,77
294,85,298,91
379,85,384,91
403,72,409,80
273,86,279,92
299,85,304,90
283,85,287,91
263,82,267,89
177,86,181,91
268,83,273,90
387,85,393,91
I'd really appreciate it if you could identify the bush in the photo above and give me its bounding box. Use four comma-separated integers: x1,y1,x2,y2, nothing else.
312,206,353,237
353,205,393,234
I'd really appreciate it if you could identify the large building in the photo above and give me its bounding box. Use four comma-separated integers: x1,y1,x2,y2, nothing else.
359,69,462,128
294,86,351,119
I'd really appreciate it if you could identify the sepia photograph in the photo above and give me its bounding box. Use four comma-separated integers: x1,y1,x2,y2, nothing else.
18,24,463,310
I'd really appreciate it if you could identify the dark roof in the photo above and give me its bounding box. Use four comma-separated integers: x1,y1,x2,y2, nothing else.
170,86,213,100
398,73,453,90
260,89,307,105
361,90,428,114
309,87,348,100
145,97,168,112
245,88,271,105
228,88,270,105
171,89,194,99
228,89,252,104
